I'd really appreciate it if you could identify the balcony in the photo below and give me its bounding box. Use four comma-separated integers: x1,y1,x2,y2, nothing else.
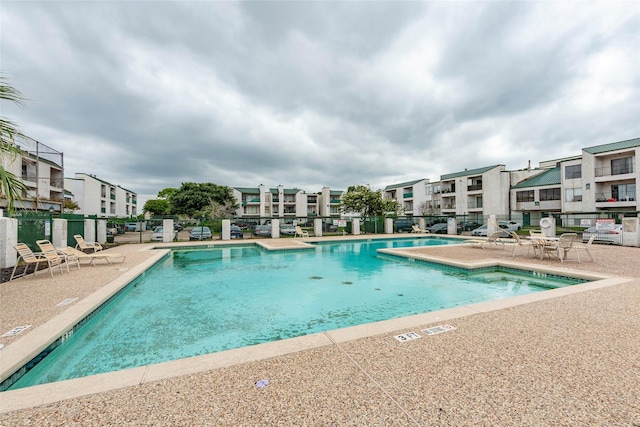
110,194,116,200
330,199,341,204
21,174,37,183
403,192,413,198
595,164,635,177
467,185,483,192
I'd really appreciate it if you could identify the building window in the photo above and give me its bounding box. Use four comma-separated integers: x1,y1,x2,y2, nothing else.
612,184,636,201
516,190,534,202
611,157,633,175
565,188,582,202
539,188,561,201
565,164,582,179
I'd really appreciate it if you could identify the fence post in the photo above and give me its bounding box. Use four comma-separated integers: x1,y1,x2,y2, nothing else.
0,217,18,269
314,218,323,237
352,218,360,235
52,219,68,248
384,218,394,234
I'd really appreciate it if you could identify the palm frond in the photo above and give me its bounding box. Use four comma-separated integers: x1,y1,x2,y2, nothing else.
0,165,27,216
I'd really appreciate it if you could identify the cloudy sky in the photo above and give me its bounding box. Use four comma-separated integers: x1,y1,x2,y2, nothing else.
2,1,639,206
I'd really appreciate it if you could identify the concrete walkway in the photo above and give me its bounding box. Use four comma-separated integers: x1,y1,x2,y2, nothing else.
0,237,638,425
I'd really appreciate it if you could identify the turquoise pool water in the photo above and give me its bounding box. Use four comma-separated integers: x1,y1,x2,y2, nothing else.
8,238,585,390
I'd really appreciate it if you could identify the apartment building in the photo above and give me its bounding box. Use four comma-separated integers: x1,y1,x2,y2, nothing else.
510,138,639,221
0,136,64,213
232,185,343,219
383,179,429,215
64,173,138,217
438,165,511,221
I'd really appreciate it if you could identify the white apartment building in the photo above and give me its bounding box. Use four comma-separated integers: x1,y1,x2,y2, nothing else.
437,165,511,221
0,136,64,213
232,185,343,220
383,179,429,215
65,173,138,217
511,137,639,223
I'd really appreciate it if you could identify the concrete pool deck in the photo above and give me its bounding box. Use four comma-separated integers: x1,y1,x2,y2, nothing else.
0,235,638,425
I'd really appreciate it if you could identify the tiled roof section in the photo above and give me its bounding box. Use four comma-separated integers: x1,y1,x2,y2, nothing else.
512,167,561,189
233,187,259,193
283,189,300,195
384,179,425,190
440,165,502,180
583,137,640,154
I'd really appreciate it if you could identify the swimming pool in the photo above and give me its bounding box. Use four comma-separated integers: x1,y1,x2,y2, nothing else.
6,237,587,390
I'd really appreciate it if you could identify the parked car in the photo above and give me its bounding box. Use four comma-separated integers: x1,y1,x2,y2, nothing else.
107,222,124,235
426,222,463,234
151,226,177,241
234,221,249,230
125,223,139,232
189,226,212,240
394,219,415,233
174,223,183,232
230,225,243,239
471,224,510,238
582,224,623,244
253,224,272,237
460,221,482,231
499,221,522,231
280,224,296,235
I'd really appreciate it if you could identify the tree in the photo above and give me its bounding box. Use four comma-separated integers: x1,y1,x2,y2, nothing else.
208,198,238,219
0,76,27,216
340,185,401,217
169,182,238,217
63,199,80,213
143,198,170,216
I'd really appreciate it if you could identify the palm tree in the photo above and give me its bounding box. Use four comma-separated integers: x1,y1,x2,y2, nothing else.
0,76,27,216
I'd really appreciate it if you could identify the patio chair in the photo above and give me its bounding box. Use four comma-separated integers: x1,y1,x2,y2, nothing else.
509,232,537,258
481,231,506,249
294,226,309,238
540,233,578,263
74,235,103,253
9,243,65,281
411,224,430,234
529,229,545,238
36,240,78,271
57,246,126,265
573,235,595,262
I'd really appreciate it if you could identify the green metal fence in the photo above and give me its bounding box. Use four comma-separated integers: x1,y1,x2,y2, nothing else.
15,211,50,251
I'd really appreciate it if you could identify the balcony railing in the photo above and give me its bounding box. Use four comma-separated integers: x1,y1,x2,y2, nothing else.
595,164,635,177
110,194,116,200
403,192,413,198
330,199,341,203
467,185,483,191
595,192,637,202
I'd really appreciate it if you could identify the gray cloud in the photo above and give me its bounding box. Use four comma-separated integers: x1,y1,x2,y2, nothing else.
2,1,638,207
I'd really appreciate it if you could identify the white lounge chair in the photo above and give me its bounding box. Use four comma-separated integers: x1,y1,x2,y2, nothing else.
10,242,65,280
74,234,103,253
58,246,126,265
411,224,430,234
295,226,309,238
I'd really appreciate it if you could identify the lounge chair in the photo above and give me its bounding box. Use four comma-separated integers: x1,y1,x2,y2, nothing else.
411,224,430,234
58,246,126,265
36,240,78,271
540,233,578,263
74,234,103,253
573,235,595,262
509,232,536,258
481,231,506,249
9,243,65,281
294,226,309,238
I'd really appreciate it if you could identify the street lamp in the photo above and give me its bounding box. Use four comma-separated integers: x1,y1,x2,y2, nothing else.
200,214,205,240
